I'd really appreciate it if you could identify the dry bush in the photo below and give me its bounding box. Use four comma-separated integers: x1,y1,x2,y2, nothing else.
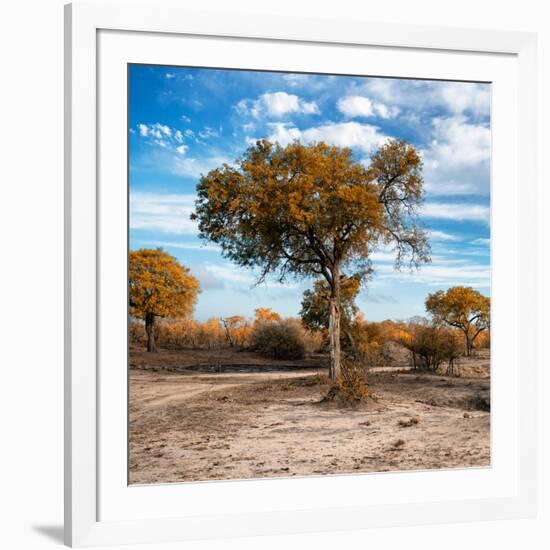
323,356,369,404
131,311,321,355
157,318,228,349
398,417,419,428
129,319,146,346
315,372,330,385
250,318,308,360
397,321,464,373
476,330,491,349
347,316,406,367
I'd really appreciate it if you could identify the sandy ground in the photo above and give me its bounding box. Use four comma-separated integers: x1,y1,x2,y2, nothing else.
129,348,490,484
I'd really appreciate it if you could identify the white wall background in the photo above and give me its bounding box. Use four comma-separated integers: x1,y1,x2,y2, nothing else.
0,0,547,548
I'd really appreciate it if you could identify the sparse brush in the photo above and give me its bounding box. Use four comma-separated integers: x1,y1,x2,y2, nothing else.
323,356,369,404
315,372,330,385
393,439,406,448
398,417,419,428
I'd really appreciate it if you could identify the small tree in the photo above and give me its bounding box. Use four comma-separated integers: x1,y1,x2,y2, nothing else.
129,249,200,352
300,275,360,331
254,307,281,323
425,286,490,356
221,315,246,347
192,139,430,381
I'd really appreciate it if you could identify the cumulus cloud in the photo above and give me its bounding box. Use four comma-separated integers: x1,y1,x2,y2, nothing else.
136,122,189,155
266,121,387,153
197,126,220,140
236,91,319,118
421,116,491,196
337,95,399,119
424,116,490,170
360,78,490,117
129,192,197,234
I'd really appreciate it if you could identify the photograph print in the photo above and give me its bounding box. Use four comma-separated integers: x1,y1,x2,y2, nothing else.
128,65,491,485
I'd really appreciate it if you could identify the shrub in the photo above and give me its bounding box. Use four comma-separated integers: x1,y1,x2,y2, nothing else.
129,319,146,346
251,319,307,359
323,356,369,404
398,321,463,372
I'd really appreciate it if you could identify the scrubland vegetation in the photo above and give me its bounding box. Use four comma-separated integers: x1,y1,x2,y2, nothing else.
130,302,489,377
129,139,491,484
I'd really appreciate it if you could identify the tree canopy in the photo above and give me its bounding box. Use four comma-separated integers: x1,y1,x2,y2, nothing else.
129,248,201,352
192,139,430,380
425,286,490,356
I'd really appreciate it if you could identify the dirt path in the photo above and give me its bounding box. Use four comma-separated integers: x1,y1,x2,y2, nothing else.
129,367,490,484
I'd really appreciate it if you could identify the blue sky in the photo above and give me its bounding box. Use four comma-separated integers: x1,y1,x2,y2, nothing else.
129,65,491,322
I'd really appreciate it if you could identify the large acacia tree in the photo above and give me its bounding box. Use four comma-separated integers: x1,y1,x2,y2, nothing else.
192,139,430,380
129,248,201,352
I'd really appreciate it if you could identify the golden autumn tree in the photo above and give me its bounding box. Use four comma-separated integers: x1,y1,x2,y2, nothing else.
425,286,490,356
254,307,281,323
192,139,430,381
129,248,201,352
220,315,247,347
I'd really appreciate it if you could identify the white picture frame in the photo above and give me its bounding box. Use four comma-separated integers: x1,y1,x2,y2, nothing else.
64,1,538,547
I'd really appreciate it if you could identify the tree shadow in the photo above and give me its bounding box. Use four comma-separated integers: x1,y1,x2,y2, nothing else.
32,524,64,544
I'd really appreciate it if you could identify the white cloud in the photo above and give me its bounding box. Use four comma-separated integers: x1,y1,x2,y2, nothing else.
427,230,461,242
438,82,490,116
129,192,197,234
198,126,220,139
337,95,399,119
374,257,490,288
192,266,226,290
236,91,319,118
424,116,490,169
137,122,188,155
421,116,491,196
170,154,233,178
281,74,311,87
135,240,220,252
422,202,490,223
266,121,387,153
203,263,254,284
202,263,298,290
360,79,490,117
471,237,490,245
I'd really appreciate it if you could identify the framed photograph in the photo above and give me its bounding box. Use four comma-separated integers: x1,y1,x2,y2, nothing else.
65,2,538,547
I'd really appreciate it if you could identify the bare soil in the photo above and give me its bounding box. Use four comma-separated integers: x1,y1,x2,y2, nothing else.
129,347,490,484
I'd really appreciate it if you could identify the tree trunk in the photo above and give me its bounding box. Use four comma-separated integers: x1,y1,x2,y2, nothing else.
464,332,472,356
328,265,341,382
221,318,234,347
145,313,157,353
